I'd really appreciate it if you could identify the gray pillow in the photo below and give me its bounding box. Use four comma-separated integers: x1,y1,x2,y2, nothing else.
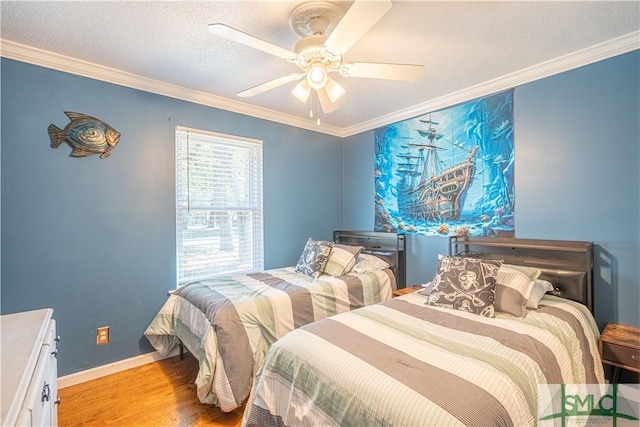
425,255,502,317
295,238,334,278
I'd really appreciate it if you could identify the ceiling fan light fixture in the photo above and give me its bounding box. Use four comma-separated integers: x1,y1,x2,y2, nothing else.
325,78,345,103
317,87,339,114
291,79,312,103
209,0,424,121
307,64,328,89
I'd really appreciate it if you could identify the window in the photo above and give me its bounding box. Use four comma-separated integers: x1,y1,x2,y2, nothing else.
176,127,263,284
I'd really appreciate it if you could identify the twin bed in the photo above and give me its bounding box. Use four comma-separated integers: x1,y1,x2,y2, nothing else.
242,237,605,426
145,233,605,426
144,231,405,412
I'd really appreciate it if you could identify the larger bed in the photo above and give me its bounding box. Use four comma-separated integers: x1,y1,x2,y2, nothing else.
144,231,405,411
242,237,605,427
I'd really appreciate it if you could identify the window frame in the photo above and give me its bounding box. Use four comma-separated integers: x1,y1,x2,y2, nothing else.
175,126,264,285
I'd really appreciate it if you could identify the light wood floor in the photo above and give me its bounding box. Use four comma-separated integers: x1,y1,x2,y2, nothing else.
58,354,245,426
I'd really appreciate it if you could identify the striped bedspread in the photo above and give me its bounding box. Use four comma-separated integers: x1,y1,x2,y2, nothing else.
243,293,605,427
144,267,395,412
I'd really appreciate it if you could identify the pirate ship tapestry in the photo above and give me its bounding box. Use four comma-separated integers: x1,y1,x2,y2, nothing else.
374,90,514,237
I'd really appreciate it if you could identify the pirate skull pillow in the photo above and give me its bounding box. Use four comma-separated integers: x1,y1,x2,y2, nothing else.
424,255,503,317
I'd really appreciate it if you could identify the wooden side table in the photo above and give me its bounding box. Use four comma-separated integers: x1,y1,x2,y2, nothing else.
393,285,421,297
599,323,640,383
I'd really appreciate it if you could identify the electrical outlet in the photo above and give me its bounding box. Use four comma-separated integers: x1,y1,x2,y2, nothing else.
97,326,110,345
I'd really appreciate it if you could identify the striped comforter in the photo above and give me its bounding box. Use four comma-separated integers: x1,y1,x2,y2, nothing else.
144,267,395,412
243,293,605,427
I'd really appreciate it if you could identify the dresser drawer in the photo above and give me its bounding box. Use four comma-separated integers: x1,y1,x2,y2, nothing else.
21,343,56,426
602,342,640,372
1,309,56,427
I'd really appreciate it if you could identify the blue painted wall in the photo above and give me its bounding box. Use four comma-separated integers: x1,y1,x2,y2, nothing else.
344,50,640,329
1,58,343,375
2,50,638,377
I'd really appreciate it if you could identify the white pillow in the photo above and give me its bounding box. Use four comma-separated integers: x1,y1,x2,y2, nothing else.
527,278,554,309
418,282,434,296
350,253,390,273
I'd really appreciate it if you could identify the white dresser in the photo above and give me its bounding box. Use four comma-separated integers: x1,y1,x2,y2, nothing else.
1,309,59,427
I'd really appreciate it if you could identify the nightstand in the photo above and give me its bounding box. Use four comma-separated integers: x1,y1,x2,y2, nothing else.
393,285,421,297
599,323,640,383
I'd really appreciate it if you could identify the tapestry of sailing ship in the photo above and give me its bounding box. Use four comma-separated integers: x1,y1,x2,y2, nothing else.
374,90,515,237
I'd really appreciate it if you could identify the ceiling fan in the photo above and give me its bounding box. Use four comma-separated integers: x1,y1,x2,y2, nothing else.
208,0,424,118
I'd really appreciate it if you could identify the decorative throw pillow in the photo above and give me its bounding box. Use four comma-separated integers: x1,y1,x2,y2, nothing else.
527,278,554,309
324,244,364,276
494,264,541,317
350,253,390,273
418,282,434,296
425,255,502,317
295,238,334,278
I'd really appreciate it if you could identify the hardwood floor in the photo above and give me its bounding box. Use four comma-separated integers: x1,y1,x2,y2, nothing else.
58,354,245,426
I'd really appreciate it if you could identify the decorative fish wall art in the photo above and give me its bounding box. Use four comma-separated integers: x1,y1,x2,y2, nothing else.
48,112,121,159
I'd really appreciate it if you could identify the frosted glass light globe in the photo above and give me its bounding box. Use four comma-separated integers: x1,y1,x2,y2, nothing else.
307,66,327,89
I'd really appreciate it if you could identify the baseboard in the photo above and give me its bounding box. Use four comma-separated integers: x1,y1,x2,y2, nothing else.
58,347,181,389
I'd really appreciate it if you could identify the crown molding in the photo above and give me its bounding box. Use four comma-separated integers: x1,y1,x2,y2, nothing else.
2,31,638,139
343,31,640,137
0,39,344,137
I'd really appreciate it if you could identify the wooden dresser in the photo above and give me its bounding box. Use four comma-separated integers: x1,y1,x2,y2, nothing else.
1,308,59,426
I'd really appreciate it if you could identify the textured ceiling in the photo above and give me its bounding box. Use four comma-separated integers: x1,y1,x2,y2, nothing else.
1,1,639,135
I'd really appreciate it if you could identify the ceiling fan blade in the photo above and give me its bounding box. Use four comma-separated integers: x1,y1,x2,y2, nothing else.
317,87,340,114
324,0,392,55
237,73,305,98
339,62,424,81
208,23,297,60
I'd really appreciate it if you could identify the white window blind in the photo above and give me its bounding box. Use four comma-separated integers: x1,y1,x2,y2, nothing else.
176,126,263,284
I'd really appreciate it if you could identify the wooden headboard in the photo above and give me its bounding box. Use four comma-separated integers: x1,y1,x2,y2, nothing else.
334,231,406,289
449,236,594,313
